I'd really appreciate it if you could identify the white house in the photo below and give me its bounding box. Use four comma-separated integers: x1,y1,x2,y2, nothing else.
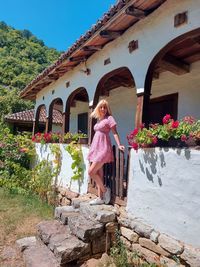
21,0,200,254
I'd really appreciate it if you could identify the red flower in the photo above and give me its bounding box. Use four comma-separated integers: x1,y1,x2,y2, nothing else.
163,114,171,124
132,142,139,150
171,120,179,128
132,128,139,137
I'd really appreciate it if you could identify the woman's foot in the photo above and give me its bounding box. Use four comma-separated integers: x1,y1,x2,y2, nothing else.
89,197,105,205
103,187,111,204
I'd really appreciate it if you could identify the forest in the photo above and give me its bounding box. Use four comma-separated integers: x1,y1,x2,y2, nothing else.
0,21,60,121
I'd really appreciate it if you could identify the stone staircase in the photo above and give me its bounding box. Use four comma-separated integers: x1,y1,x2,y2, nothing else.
16,199,118,267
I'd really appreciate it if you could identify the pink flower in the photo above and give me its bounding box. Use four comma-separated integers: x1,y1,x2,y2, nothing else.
183,116,196,124
152,136,158,145
171,121,179,128
181,135,187,142
163,114,171,124
139,123,145,129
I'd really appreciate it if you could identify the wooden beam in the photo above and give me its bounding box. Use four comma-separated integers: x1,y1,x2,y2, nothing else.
82,45,102,52
125,6,146,19
160,54,190,75
69,56,87,62
99,30,123,39
135,94,144,128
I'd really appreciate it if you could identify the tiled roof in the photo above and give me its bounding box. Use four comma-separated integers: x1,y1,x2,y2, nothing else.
4,109,63,124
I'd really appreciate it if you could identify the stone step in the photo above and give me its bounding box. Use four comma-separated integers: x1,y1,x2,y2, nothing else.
54,205,80,225
68,215,104,242
36,220,91,266
79,202,116,224
16,236,59,267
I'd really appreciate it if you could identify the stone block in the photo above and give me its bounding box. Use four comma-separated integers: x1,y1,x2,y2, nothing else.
131,244,160,264
60,197,71,206
92,234,106,254
68,215,104,242
37,220,67,244
158,234,184,254
131,219,154,238
160,256,185,267
60,210,80,225
120,226,139,243
65,189,79,199
139,238,170,257
16,236,37,252
180,244,200,266
23,243,59,267
150,230,160,243
117,216,132,228
96,210,116,223
121,236,132,251
53,235,90,265
54,205,78,219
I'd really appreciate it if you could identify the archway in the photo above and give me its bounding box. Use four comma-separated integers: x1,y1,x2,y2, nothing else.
48,98,63,133
143,28,200,124
65,88,89,134
34,104,47,134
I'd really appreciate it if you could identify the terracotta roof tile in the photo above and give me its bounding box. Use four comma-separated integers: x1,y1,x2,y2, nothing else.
4,109,63,124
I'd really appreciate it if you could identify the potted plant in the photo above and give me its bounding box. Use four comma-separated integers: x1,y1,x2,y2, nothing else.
63,132,73,144
78,133,88,144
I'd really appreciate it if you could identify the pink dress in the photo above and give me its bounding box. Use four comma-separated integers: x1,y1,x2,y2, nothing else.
88,115,117,163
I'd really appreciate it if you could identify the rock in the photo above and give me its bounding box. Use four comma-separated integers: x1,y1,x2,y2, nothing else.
53,235,90,265
23,243,59,267
120,236,132,250
158,234,184,254
120,226,139,243
60,210,80,225
68,215,104,242
180,244,200,266
131,244,160,264
131,219,154,238
16,236,37,252
92,234,107,254
139,238,170,257
60,197,71,206
96,210,116,223
71,194,95,208
37,220,67,244
54,205,78,219
160,256,185,267
65,189,79,199
117,216,132,228
150,230,160,243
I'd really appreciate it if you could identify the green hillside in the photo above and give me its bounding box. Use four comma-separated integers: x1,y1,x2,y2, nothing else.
0,21,61,119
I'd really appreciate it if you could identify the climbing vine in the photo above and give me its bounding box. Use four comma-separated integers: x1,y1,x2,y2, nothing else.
65,142,84,183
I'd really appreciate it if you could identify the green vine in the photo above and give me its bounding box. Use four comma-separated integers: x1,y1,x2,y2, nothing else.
65,142,84,183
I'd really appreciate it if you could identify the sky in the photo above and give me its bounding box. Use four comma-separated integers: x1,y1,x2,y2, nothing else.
0,0,116,52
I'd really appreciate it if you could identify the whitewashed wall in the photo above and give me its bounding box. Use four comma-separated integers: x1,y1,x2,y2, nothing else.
35,143,90,194
127,147,200,247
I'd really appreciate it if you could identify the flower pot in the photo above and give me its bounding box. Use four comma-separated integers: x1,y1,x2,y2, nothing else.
63,138,72,144
156,139,169,147
168,138,188,148
78,137,88,144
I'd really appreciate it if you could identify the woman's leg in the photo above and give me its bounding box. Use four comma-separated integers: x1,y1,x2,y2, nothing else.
88,162,106,198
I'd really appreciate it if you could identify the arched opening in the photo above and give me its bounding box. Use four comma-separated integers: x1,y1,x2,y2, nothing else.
93,67,136,146
34,104,47,134
143,28,200,124
48,98,63,133
65,88,89,134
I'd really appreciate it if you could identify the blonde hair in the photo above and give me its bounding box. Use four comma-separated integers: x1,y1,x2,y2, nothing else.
91,99,112,119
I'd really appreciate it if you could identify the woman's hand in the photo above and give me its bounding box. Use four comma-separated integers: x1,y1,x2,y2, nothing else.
118,145,125,151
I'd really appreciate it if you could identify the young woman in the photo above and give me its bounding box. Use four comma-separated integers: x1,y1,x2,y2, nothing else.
88,99,125,205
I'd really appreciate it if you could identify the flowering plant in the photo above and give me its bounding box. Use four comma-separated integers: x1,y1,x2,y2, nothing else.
127,115,197,150
32,132,52,144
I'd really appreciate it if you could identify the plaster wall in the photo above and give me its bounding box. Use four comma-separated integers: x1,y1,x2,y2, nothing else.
35,143,89,194
127,147,200,247
35,0,200,114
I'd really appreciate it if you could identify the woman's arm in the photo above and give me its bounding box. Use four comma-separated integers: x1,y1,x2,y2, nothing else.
111,126,125,151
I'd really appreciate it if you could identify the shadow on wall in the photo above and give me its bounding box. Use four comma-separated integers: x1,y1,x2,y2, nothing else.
138,147,191,187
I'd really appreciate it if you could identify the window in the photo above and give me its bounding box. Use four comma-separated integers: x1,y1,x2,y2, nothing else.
149,93,178,124
78,113,88,134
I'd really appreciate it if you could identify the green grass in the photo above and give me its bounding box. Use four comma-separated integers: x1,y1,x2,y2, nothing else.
0,188,53,245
